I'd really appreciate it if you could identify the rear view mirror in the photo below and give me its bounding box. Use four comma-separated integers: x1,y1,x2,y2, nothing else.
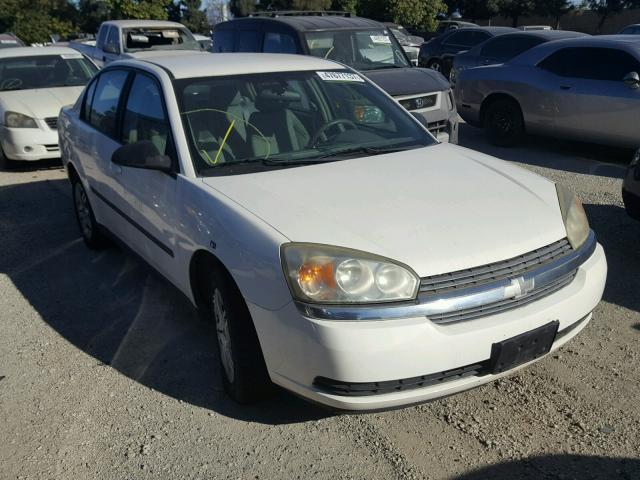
623,71,640,89
112,141,172,172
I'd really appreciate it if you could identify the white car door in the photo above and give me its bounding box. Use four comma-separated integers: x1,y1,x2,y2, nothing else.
110,71,179,281
80,68,131,238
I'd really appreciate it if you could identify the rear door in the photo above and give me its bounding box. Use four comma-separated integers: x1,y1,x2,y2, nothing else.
537,46,640,145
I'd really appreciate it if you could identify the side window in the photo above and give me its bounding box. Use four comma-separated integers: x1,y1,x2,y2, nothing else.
121,73,171,157
105,26,120,52
89,69,129,138
469,31,490,47
81,78,98,121
96,26,108,50
444,31,476,47
263,32,297,54
212,30,234,52
237,30,261,52
539,47,640,81
481,36,543,60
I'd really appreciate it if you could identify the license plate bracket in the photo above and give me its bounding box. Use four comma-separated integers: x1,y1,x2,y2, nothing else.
488,321,559,374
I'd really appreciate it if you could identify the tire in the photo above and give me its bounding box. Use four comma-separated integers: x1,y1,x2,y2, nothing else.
483,98,525,147
622,188,640,221
71,174,108,249
0,147,14,171
206,268,274,404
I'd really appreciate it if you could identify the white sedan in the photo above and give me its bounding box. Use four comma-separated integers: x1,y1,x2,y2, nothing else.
59,53,607,411
0,46,98,168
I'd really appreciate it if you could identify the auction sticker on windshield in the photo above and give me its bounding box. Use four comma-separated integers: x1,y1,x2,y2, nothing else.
317,71,365,82
370,35,392,44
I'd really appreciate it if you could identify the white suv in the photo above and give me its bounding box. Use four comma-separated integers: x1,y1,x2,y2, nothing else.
59,52,607,411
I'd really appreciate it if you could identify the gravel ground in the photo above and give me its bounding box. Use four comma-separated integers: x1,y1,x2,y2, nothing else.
1,124,639,480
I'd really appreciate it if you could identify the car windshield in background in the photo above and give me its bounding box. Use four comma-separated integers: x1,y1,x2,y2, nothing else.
176,70,435,176
0,54,98,91
123,28,199,52
304,30,410,71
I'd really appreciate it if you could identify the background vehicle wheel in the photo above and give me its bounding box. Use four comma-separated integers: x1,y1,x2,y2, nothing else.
427,60,443,72
71,174,108,249
622,189,640,221
483,98,524,147
207,268,274,404
0,147,14,171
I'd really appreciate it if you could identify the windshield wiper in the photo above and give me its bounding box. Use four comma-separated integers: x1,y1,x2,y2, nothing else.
313,144,420,160
205,156,336,169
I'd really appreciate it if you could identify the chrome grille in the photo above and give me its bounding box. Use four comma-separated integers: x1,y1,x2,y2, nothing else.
45,117,58,129
420,238,572,296
427,271,576,324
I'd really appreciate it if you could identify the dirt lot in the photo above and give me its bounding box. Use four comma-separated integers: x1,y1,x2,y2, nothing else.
1,125,639,480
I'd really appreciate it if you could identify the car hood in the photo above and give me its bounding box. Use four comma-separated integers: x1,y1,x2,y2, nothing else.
363,67,449,96
202,144,567,277
0,87,85,119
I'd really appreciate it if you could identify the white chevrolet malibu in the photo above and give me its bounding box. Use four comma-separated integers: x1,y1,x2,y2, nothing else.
59,53,607,410
0,47,98,168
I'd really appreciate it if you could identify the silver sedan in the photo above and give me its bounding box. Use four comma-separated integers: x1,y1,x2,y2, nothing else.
455,36,640,148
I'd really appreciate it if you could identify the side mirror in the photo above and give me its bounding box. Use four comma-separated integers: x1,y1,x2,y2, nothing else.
623,71,640,89
103,43,118,54
112,141,173,172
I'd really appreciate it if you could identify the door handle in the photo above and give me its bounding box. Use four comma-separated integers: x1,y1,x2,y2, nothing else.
560,85,571,90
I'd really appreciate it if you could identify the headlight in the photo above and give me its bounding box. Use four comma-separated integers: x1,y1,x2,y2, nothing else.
281,243,419,304
5,111,37,128
556,184,590,249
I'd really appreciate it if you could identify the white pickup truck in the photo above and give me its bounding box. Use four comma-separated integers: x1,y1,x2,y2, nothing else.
70,20,202,67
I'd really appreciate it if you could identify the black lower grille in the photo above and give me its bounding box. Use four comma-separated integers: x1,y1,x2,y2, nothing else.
313,314,589,397
427,119,448,136
45,117,58,129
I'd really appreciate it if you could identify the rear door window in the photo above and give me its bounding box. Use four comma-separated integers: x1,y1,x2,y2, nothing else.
237,30,262,52
263,32,297,54
539,47,640,81
445,30,487,48
89,69,129,138
481,35,543,60
213,30,234,52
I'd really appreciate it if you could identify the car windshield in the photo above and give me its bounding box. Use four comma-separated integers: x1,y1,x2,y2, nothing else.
0,54,98,91
176,70,435,176
123,27,199,52
304,29,410,71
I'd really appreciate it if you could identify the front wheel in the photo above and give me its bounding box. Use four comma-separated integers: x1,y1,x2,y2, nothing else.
71,175,108,249
207,269,274,404
483,98,524,147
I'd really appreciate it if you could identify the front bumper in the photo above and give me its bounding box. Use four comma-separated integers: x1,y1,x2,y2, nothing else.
249,243,606,411
1,126,60,161
395,90,459,144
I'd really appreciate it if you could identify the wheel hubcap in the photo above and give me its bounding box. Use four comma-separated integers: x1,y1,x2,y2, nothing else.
213,288,234,382
74,182,92,238
430,62,441,72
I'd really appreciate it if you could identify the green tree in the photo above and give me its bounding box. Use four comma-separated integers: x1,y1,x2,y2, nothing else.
109,0,170,19
78,0,112,33
229,0,256,17
332,0,359,13
177,0,209,32
587,0,640,33
462,0,500,21
387,0,446,31
534,0,572,29
291,0,332,9
497,0,535,27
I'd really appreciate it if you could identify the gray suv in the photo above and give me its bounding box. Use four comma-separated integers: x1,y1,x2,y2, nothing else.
213,12,458,143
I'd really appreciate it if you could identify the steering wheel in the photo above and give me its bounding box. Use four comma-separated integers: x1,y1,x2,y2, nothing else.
308,119,357,148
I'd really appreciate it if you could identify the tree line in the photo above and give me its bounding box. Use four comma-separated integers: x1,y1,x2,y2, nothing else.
232,0,640,32
0,0,209,44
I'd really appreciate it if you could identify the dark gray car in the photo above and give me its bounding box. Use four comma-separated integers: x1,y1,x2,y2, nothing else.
455,35,640,148
450,30,588,84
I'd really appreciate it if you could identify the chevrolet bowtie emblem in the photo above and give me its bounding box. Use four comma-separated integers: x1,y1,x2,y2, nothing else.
505,277,536,299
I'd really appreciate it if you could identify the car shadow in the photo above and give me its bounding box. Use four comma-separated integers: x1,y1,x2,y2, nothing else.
3,158,63,172
584,203,640,315
456,454,640,479
457,123,633,178
0,178,330,425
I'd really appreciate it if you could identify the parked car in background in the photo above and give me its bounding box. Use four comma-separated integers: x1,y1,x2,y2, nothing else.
450,30,588,84
0,47,98,168
0,33,25,49
435,20,478,34
214,13,459,143
59,52,606,410
518,25,552,31
384,22,424,65
623,149,640,220
455,36,640,147
70,20,201,67
418,26,517,75
619,24,640,35
194,33,213,51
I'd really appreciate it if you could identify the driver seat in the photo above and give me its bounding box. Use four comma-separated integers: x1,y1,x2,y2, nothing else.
248,89,310,157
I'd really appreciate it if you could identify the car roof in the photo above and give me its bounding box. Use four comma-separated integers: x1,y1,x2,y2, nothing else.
221,15,384,31
0,46,85,58
445,26,518,36
498,30,588,41
113,52,346,79
102,20,188,29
